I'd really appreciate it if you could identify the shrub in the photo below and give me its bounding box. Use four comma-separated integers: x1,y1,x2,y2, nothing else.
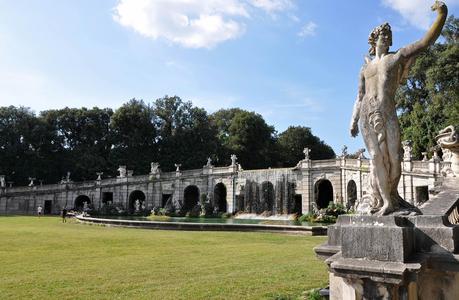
298,213,315,223
220,212,233,219
303,288,325,300
298,202,350,224
324,202,347,217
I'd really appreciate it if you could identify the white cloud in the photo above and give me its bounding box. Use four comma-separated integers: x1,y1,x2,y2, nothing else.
248,0,294,14
382,0,459,30
113,0,295,49
288,14,301,23
298,21,317,38
113,0,248,49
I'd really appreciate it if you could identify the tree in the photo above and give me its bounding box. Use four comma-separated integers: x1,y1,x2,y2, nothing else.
277,126,335,166
154,96,219,170
396,15,459,158
41,107,114,181
225,110,277,169
110,99,157,175
210,108,245,165
0,106,59,185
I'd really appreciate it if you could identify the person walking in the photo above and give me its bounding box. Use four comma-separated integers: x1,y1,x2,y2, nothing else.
62,208,67,223
37,205,43,217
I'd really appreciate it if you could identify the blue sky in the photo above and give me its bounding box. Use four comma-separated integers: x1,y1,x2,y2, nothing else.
0,0,458,154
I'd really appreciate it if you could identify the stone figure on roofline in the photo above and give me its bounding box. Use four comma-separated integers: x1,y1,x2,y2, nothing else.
150,162,160,174
350,1,447,215
230,154,237,166
341,145,348,158
117,166,127,178
422,152,429,161
356,148,366,159
205,157,212,167
96,172,103,181
303,148,311,160
402,140,413,161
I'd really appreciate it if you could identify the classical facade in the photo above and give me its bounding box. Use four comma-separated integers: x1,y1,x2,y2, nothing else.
0,153,448,215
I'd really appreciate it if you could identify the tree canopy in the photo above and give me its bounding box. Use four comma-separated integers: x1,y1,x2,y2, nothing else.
0,98,335,185
396,15,459,159
278,126,336,166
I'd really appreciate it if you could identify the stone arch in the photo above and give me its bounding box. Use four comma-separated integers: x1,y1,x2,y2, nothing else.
261,181,275,214
129,190,146,212
74,195,91,211
183,185,200,212
214,182,227,213
314,179,333,209
347,180,357,209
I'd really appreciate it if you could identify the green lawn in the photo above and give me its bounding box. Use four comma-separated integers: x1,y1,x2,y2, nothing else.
0,216,328,300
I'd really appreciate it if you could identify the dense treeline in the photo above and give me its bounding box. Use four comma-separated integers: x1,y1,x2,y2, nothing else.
396,16,459,158
0,96,335,185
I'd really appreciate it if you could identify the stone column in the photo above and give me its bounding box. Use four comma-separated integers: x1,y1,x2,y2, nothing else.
299,160,312,214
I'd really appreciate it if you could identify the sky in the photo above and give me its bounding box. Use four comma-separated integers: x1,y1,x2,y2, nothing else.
0,0,458,154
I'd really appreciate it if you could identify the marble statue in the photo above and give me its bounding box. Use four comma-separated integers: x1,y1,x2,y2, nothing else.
135,199,141,212
175,164,181,172
0,175,5,188
28,177,35,187
230,154,237,166
422,152,429,162
118,166,127,178
150,162,160,174
402,140,413,161
303,148,311,160
350,1,447,215
357,148,366,159
341,145,348,158
96,172,103,181
206,157,212,167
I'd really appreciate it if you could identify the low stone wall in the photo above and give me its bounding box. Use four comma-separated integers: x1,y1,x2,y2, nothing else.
76,215,328,236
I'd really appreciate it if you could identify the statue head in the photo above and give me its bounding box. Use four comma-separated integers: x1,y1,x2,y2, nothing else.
368,22,392,56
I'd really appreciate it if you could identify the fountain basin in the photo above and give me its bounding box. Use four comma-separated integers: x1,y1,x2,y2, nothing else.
76,215,328,235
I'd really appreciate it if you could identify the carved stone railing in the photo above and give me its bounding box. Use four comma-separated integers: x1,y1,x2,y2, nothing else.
310,159,339,169
411,161,431,172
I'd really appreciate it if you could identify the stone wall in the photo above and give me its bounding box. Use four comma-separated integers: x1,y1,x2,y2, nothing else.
0,158,442,215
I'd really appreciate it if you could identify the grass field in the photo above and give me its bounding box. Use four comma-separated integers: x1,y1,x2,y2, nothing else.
0,216,328,300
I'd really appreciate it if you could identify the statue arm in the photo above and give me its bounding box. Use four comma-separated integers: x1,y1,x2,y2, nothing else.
350,66,365,137
397,1,448,59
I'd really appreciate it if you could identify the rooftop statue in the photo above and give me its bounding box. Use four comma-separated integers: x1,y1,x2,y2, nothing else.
350,1,448,215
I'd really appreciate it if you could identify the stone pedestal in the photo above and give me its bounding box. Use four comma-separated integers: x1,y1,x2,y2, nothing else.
315,197,459,300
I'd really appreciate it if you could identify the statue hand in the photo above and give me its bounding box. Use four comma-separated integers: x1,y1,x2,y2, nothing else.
350,122,359,137
431,1,446,11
